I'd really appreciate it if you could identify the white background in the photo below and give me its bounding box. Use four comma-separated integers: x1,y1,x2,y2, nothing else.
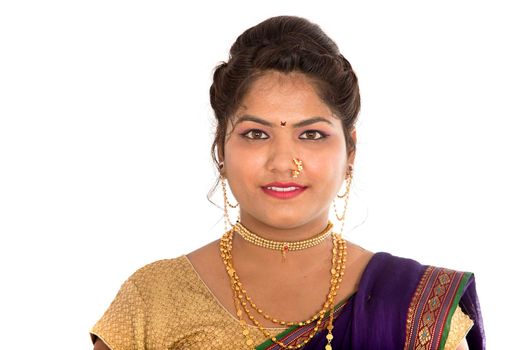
1,1,522,348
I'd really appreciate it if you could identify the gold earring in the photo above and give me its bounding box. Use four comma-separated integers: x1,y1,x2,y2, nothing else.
336,166,353,198
291,158,303,178
218,162,238,209
220,175,239,230
333,172,353,234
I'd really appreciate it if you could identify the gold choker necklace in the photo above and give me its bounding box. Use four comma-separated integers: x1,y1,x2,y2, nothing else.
233,221,334,259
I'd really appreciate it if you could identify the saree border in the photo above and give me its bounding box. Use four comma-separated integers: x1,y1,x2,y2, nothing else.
255,296,350,350
404,266,472,350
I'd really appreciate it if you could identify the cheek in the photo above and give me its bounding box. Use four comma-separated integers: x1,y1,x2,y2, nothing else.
224,141,264,182
307,144,347,178
308,160,345,192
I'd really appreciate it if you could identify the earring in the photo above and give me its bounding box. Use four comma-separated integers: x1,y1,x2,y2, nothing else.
336,165,353,198
291,158,303,178
332,168,353,234
218,162,237,208
220,174,239,230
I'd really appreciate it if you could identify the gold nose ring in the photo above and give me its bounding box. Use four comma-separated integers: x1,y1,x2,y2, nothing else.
291,158,303,178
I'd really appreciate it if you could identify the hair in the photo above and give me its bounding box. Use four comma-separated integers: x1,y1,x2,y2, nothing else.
208,16,360,200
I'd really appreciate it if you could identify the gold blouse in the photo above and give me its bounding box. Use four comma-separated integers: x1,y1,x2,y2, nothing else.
444,305,474,350
90,256,473,350
91,256,282,350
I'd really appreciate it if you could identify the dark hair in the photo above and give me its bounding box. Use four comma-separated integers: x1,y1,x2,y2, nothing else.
208,16,360,199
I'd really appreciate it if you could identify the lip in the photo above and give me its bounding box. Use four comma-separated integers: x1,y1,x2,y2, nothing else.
261,182,307,200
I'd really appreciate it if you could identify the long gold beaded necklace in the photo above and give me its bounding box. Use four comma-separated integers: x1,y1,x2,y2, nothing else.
219,227,347,350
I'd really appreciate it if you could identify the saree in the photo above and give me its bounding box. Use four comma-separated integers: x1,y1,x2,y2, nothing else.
256,252,485,350
90,253,484,349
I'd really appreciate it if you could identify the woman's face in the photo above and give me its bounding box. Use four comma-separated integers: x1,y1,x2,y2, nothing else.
223,71,355,231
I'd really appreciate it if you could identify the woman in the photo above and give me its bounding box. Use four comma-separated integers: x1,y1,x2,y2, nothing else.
90,16,485,349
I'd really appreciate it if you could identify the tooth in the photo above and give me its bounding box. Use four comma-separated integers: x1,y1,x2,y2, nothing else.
267,186,298,192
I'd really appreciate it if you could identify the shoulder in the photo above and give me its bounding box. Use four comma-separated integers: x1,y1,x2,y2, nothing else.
90,256,194,348
131,255,189,277
364,251,472,282
125,255,196,296
130,255,189,279
357,251,474,314
358,252,425,293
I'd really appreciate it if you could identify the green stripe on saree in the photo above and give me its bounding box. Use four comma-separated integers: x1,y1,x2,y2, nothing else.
255,296,351,350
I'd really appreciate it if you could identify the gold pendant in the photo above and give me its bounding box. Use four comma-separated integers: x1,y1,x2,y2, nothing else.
281,244,289,261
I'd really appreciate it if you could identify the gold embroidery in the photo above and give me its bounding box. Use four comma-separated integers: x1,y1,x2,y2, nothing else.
419,326,431,344
404,266,434,347
404,268,469,350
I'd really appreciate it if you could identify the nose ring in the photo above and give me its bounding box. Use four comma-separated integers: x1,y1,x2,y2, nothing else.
291,158,303,178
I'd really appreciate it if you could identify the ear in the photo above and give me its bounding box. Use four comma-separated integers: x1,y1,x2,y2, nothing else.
346,128,357,173
217,143,224,163
217,143,226,176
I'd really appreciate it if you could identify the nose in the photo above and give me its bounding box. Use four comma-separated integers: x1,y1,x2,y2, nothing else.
265,136,298,177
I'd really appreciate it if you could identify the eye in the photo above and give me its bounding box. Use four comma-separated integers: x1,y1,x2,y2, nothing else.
299,130,326,140
242,129,269,140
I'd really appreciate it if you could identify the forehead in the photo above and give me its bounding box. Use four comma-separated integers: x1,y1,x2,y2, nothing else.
249,71,316,93
242,71,321,105
233,71,337,122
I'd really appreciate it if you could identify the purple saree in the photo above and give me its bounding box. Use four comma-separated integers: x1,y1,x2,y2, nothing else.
257,252,485,350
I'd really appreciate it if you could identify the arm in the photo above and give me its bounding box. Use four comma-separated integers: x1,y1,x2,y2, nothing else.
456,338,469,350
93,338,111,350
90,277,146,350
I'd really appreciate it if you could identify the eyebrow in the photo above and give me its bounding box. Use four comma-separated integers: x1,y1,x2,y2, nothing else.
235,115,333,128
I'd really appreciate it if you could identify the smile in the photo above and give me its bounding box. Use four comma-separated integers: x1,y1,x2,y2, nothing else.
261,182,307,199
265,186,300,192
